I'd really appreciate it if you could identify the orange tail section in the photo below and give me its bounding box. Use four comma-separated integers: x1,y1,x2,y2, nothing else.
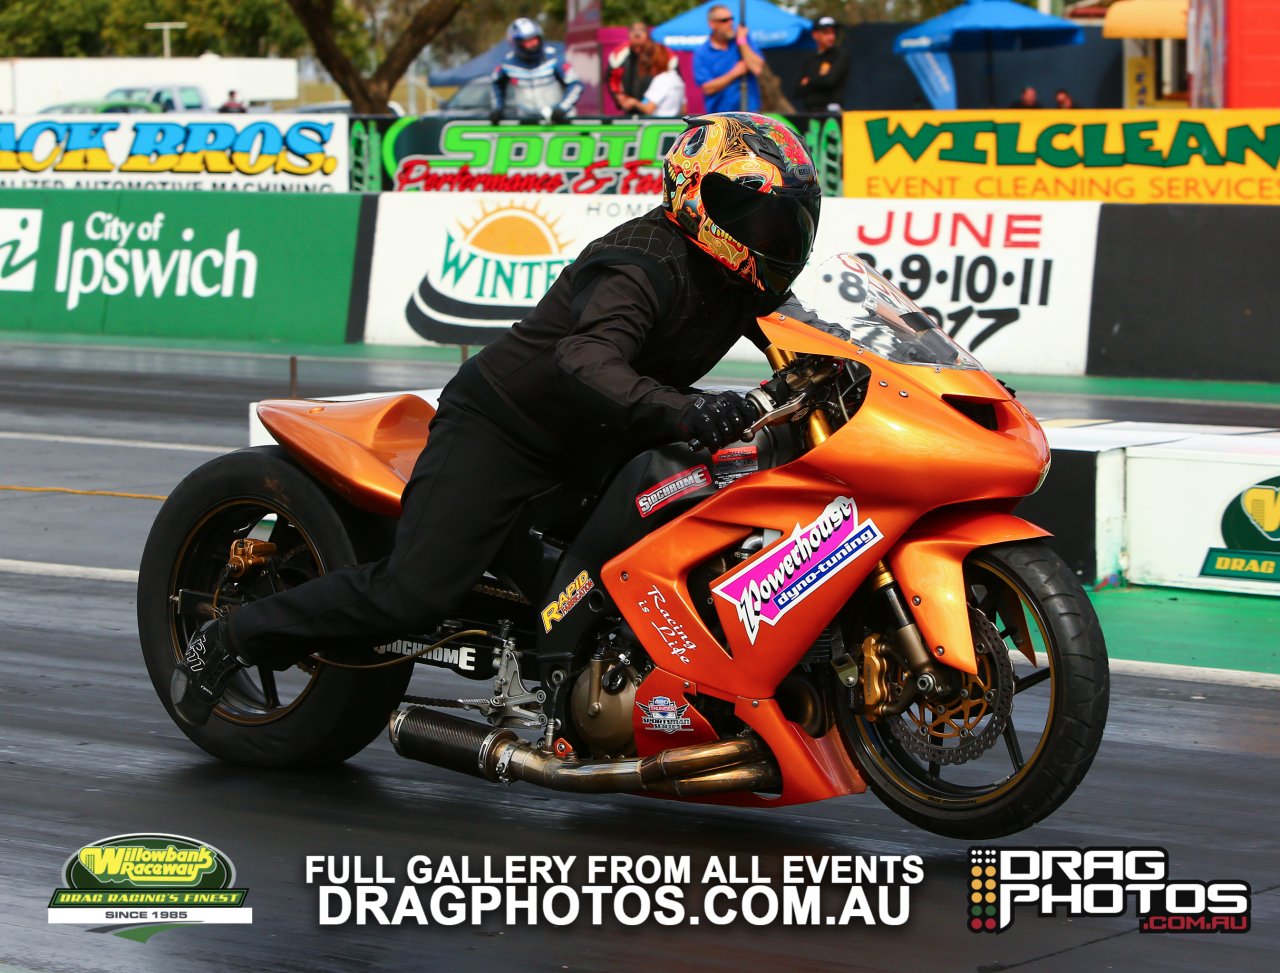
256,395,433,516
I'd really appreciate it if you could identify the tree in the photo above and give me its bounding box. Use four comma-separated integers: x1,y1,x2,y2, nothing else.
0,0,110,57
101,0,310,58
286,0,466,113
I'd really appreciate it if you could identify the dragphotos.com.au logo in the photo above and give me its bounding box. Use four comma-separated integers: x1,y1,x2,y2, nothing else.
967,846,1250,934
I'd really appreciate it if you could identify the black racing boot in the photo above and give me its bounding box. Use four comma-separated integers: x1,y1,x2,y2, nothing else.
170,617,244,727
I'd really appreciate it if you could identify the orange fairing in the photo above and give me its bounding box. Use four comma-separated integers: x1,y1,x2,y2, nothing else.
887,511,1050,675
256,395,434,516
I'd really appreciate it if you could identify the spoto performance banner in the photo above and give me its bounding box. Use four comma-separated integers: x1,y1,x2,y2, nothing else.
843,110,1280,205
350,114,844,198
0,114,348,192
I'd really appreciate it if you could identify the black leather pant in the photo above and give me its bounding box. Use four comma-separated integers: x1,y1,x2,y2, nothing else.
228,376,562,669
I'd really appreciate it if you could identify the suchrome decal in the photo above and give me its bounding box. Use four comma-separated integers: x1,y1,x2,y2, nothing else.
635,465,710,517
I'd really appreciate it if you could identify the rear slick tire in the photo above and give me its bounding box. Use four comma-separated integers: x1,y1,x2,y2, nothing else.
138,446,411,769
838,540,1109,839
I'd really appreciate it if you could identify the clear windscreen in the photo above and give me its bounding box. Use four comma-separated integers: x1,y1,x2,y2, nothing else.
781,253,983,369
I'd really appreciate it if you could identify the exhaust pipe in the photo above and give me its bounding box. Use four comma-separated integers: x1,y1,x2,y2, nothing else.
389,706,779,795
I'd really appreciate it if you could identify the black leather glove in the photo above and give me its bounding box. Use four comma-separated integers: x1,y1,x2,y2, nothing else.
678,392,759,452
489,108,504,125
550,105,569,124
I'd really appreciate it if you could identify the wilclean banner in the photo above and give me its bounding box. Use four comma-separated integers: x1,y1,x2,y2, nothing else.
843,110,1280,204
0,190,359,341
0,114,348,191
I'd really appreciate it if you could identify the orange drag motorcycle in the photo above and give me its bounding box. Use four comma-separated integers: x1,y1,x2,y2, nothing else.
139,253,1108,839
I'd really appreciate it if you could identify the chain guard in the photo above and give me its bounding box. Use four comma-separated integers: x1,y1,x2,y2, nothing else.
888,608,1014,765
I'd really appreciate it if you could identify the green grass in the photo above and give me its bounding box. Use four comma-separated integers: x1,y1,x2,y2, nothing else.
1088,585,1280,674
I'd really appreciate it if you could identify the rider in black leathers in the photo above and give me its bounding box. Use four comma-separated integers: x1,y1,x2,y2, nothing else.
171,112,822,726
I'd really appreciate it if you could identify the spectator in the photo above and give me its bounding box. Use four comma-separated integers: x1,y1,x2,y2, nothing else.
608,22,673,115
218,90,246,113
1055,88,1076,109
793,16,849,112
619,44,686,117
1009,85,1042,108
693,5,763,113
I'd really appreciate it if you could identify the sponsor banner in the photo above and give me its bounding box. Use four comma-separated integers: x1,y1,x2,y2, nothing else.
0,114,347,192
364,192,660,346
843,110,1280,205
363,192,1097,377
1126,437,1280,596
0,189,357,341
349,114,843,197
812,199,1100,376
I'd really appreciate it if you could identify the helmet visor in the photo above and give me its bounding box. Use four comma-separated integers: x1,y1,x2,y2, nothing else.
701,173,820,266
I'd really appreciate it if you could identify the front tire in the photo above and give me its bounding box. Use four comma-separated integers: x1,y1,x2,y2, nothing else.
838,540,1109,839
138,446,410,769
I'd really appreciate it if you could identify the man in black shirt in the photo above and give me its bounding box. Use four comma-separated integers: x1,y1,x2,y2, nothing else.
794,16,849,112
171,113,822,725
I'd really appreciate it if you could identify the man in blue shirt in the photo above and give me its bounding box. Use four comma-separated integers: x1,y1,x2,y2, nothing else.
693,5,763,113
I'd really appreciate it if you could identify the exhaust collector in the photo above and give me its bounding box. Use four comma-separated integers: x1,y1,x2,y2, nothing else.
389,706,779,795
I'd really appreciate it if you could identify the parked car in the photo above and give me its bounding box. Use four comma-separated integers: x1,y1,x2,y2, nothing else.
103,85,208,112
438,78,493,116
39,99,163,114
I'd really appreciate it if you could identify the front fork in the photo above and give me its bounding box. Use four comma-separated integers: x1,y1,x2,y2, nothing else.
847,560,959,720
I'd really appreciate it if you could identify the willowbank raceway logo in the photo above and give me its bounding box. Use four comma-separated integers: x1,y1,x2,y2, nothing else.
405,200,575,345
48,833,251,939
1200,474,1280,583
966,847,1250,934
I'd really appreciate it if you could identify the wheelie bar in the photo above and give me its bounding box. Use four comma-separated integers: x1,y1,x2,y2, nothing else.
389,706,779,795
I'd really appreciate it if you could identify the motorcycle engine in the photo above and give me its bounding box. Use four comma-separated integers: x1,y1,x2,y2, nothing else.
569,653,640,756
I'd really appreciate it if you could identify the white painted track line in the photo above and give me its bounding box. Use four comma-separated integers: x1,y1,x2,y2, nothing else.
0,431,229,453
0,558,138,583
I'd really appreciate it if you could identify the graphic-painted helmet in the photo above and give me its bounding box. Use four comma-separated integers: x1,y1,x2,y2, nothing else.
507,18,543,60
662,112,821,295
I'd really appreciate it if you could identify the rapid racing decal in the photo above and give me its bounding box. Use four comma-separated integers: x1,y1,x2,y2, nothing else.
636,695,693,734
635,465,710,517
713,497,883,644
541,570,594,633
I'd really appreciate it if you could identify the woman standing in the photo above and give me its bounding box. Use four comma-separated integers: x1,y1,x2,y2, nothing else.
619,44,686,117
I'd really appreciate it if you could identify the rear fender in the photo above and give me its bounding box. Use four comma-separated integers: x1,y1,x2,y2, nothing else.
886,510,1049,675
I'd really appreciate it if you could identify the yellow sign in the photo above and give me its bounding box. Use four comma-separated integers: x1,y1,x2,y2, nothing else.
843,110,1280,204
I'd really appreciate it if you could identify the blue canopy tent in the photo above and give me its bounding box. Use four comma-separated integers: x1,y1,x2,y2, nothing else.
652,0,812,51
430,40,565,87
894,0,1084,109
